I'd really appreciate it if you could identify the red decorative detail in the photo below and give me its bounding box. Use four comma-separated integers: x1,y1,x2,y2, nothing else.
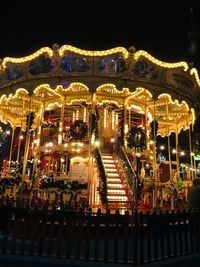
44,114,57,123
3,160,8,171
40,157,46,170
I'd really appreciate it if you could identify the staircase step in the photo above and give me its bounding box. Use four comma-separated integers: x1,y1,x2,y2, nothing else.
107,191,126,195
107,178,121,182
100,152,131,209
104,164,116,168
107,193,127,197
107,196,128,201
107,183,123,189
108,200,130,204
107,184,122,187
106,170,118,173
102,155,113,159
107,173,120,177
102,159,115,163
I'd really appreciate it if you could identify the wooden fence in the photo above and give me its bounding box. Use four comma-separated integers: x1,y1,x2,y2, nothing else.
0,198,200,265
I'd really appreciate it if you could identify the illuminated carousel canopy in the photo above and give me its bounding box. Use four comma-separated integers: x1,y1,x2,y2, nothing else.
0,44,199,132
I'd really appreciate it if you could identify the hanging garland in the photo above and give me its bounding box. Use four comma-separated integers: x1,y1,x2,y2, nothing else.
69,120,88,140
126,126,146,149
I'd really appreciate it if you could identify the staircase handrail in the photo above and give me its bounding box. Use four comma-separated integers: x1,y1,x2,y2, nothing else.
121,147,135,174
117,146,137,193
93,147,107,207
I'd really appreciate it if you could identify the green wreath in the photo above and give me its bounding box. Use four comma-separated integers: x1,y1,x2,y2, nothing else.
126,126,146,149
69,120,88,140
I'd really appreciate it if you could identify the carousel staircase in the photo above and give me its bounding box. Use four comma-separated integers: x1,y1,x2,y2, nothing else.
101,153,131,210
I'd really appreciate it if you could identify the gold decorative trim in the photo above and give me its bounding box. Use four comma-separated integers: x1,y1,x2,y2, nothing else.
59,45,129,58
134,50,189,71
2,47,53,69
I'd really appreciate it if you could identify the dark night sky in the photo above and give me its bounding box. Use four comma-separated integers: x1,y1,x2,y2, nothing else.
0,4,200,64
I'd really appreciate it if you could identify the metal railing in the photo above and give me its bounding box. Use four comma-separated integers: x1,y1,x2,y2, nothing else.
93,147,107,206
117,146,139,207
0,198,199,265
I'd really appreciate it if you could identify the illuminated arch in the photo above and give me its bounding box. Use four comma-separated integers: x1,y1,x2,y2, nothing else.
59,45,129,58
2,47,53,69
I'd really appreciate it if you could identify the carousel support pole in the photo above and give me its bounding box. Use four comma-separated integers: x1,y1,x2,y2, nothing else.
16,127,22,166
153,100,158,209
128,108,131,128
59,100,65,174
145,105,148,146
175,119,180,180
167,133,172,179
188,123,194,180
21,99,32,198
87,93,94,208
30,112,43,192
17,99,25,167
21,124,31,197
124,105,128,146
8,125,15,171
166,103,172,180
30,98,44,203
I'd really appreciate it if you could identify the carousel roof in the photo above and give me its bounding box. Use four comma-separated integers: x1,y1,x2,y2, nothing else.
0,44,198,134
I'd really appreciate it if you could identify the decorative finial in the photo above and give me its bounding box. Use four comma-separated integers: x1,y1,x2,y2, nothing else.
52,43,60,52
128,46,136,54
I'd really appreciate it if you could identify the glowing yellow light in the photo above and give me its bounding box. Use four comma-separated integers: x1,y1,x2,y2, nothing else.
104,108,107,128
95,140,100,147
2,47,53,69
59,45,129,58
58,134,62,144
134,50,189,71
76,110,79,120
72,112,75,122
191,108,195,124
125,124,128,134
180,151,185,156
83,108,86,122
96,84,129,94
172,149,176,154
190,68,200,86
112,111,115,130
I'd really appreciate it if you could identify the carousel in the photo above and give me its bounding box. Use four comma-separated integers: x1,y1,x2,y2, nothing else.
0,44,200,211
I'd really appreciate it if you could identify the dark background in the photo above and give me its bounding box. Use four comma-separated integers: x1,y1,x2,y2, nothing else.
0,4,200,65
